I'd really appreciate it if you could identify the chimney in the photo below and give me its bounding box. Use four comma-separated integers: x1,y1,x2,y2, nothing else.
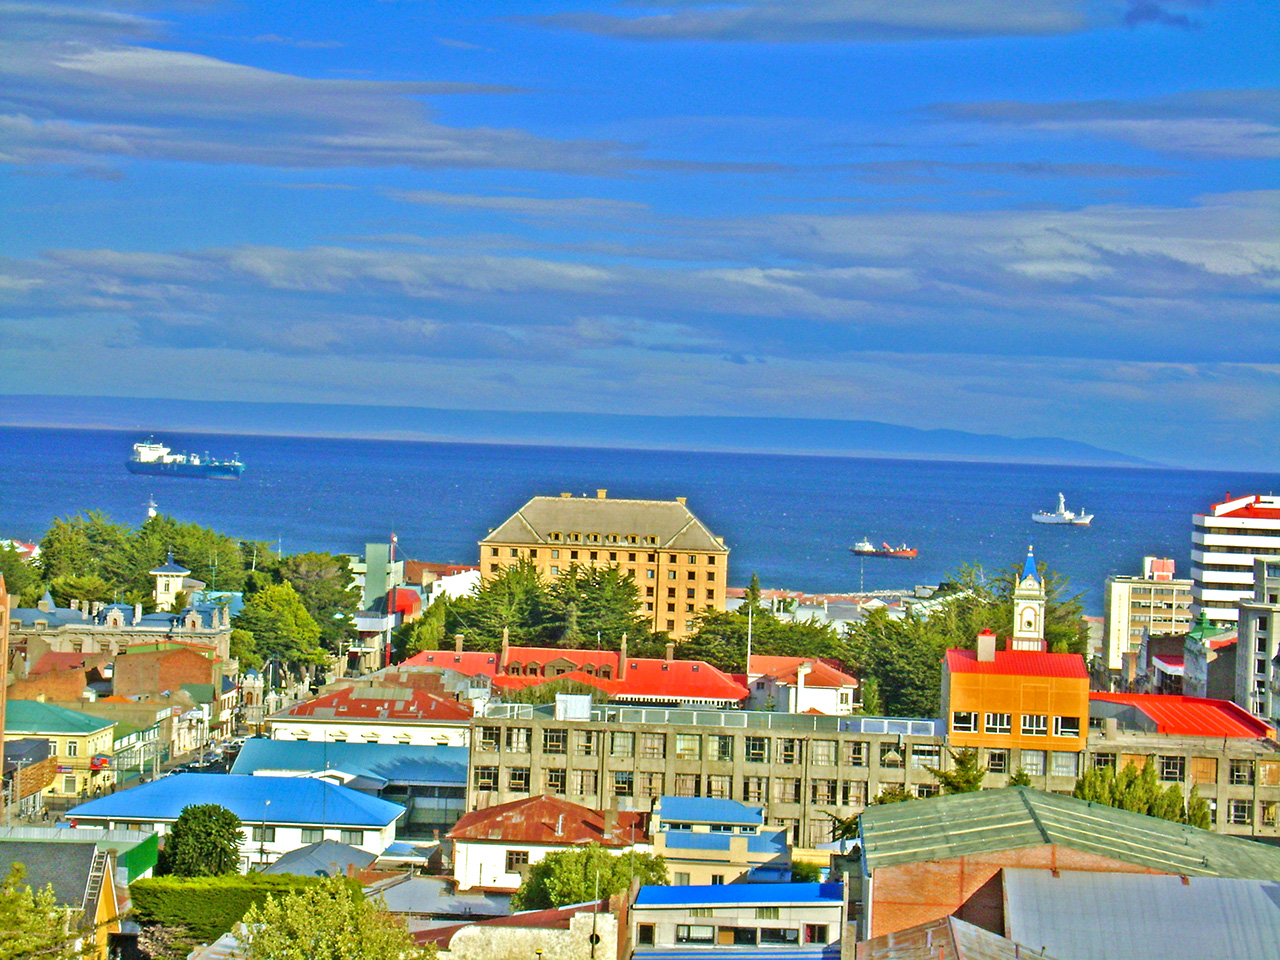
665,642,674,663
133,602,143,626
796,662,811,711
976,630,997,662
37,595,52,613
70,599,80,612
597,489,607,500
556,814,564,837
676,496,686,505
455,633,464,654
500,627,510,674
619,634,628,681
604,808,618,838
560,492,572,498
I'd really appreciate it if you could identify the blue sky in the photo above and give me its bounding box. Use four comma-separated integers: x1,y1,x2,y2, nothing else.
1,0,1277,468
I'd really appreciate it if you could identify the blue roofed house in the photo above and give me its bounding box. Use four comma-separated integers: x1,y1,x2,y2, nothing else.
230,739,469,836
631,883,845,959
651,796,792,885
65,773,405,871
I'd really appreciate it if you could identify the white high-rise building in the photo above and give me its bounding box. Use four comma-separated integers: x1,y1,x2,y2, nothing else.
1238,560,1280,718
1104,557,1193,672
1192,494,1280,626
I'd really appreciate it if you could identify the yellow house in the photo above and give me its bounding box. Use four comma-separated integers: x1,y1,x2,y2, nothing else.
479,491,729,638
4,701,115,801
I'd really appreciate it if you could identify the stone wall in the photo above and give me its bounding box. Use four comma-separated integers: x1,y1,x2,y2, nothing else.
442,911,617,960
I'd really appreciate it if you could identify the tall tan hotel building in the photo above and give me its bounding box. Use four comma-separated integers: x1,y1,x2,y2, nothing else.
479,491,728,638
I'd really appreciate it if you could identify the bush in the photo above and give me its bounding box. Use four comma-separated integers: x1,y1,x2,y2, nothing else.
130,873,357,945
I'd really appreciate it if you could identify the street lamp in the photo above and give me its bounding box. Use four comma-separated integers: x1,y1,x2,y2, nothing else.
259,799,272,867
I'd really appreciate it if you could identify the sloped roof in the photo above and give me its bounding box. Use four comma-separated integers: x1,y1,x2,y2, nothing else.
635,882,843,907
31,652,93,675
231,739,468,785
1091,692,1275,739
857,915,1061,960
275,685,473,723
656,796,764,826
4,701,114,736
945,648,1088,679
67,773,405,827
748,655,858,688
149,552,190,575
859,788,1280,879
0,841,99,909
262,839,376,877
481,495,726,553
415,899,609,949
661,830,788,856
447,794,646,847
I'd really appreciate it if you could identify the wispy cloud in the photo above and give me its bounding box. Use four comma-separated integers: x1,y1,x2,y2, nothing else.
386,190,651,218
240,34,344,49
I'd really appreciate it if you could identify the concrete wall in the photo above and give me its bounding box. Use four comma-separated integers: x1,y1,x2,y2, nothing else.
268,719,470,747
442,911,617,960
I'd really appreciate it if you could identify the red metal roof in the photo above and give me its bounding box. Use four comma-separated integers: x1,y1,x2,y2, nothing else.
1206,495,1280,520
280,685,472,722
1091,692,1275,739
747,655,858,689
31,652,92,675
447,795,647,847
945,648,1088,679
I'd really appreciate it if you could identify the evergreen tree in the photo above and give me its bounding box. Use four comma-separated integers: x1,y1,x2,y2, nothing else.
511,844,666,911
158,805,243,877
0,863,84,960
1072,761,1207,827
233,582,327,669
1006,768,1033,787
393,599,446,660
445,559,550,647
0,544,40,601
928,747,987,794
870,783,913,804
275,552,361,654
545,563,651,647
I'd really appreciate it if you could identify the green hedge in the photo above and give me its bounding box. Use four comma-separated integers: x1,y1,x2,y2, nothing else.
130,873,360,944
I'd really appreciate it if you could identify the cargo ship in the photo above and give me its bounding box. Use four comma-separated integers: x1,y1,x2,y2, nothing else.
851,538,918,559
126,439,245,480
1032,492,1092,526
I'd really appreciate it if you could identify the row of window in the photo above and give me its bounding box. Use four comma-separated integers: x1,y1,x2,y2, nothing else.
1093,753,1268,786
478,729,877,764
660,925,827,947
493,545,718,565
248,826,366,845
952,712,1081,738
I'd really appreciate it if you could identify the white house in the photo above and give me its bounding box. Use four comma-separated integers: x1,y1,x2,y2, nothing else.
267,685,472,747
744,655,860,716
631,882,845,952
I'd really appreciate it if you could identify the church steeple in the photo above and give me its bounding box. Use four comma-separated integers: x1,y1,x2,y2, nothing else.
1011,546,1047,651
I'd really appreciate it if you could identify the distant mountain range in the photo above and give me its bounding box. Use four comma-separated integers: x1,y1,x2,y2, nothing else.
0,394,1155,467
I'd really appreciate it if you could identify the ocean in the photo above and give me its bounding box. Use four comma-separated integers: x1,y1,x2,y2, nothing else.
1,426,1275,616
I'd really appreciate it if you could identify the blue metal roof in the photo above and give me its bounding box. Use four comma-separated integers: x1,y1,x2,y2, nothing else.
661,829,788,856
67,774,404,827
150,551,191,575
657,796,764,826
230,740,468,785
635,882,844,907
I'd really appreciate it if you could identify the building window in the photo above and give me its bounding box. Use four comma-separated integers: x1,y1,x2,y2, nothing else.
910,744,940,770
66,741,79,758
1053,716,1081,738
779,739,803,765
339,829,363,845
844,741,868,766
1228,799,1253,825
1263,802,1278,827
952,711,978,733
640,733,666,759
509,767,531,792
506,727,531,753
1021,714,1048,737
674,774,701,798
1158,756,1185,782
611,732,634,757
985,713,1012,735
666,620,675,631
675,734,702,760
915,784,939,799
775,778,802,803
638,925,655,946
676,926,715,945
252,826,276,843
547,768,567,795
706,589,715,600
840,780,868,806
879,743,905,769
743,776,768,802
688,908,714,918
745,736,769,763
543,729,568,754
1230,759,1255,785
987,749,1009,773
761,929,800,945
811,740,836,765
573,770,598,795
756,907,780,920
505,850,529,872
711,735,734,762
805,925,829,944
811,779,837,804
1021,750,1046,776
1093,752,1116,770
1051,752,1079,778
478,727,500,751
707,774,732,798
301,828,323,843
614,771,634,797
637,772,664,797
672,873,690,886
474,767,498,790
577,730,599,757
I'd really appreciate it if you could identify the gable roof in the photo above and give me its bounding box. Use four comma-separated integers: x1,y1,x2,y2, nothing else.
481,495,726,553
747,655,857,688
944,648,1088,679
67,773,405,827
4,701,114,736
0,841,99,909
857,915,1060,960
1091,692,1275,739
274,685,473,723
447,794,646,847
262,839,376,877
230,739,468,785
858,787,1280,879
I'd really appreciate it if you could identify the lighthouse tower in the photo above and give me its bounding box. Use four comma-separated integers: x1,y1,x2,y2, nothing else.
1011,546,1047,652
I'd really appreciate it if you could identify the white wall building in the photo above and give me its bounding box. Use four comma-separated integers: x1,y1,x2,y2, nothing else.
1193,495,1280,626
1238,560,1280,719
1105,556,1194,671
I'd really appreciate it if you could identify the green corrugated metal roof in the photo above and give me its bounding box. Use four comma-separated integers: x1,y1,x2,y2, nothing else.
180,682,215,704
4,701,115,736
859,787,1280,880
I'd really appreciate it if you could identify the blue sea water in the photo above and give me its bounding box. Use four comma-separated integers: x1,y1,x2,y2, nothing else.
1,426,1276,615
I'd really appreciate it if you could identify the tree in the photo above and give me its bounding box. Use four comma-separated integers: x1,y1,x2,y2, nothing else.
233,582,327,669
677,606,844,673
157,804,243,877
0,544,40,601
230,628,262,671
392,600,446,661
790,861,822,882
870,784,913,804
1072,762,1206,826
928,747,987,795
1007,768,1033,787
241,878,429,960
845,608,944,717
275,553,361,654
856,676,884,716
511,844,667,911
445,560,550,647
545,564,650,647
0,863,84,960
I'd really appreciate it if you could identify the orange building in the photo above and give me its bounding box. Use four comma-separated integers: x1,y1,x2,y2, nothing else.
941,630,1089,755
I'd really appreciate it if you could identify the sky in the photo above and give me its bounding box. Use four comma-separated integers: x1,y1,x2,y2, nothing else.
1,0,1277,469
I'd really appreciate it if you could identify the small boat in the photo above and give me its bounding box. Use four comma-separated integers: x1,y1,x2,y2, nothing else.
1032,492,1092,526
851,539,918,558
127,438,245,480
